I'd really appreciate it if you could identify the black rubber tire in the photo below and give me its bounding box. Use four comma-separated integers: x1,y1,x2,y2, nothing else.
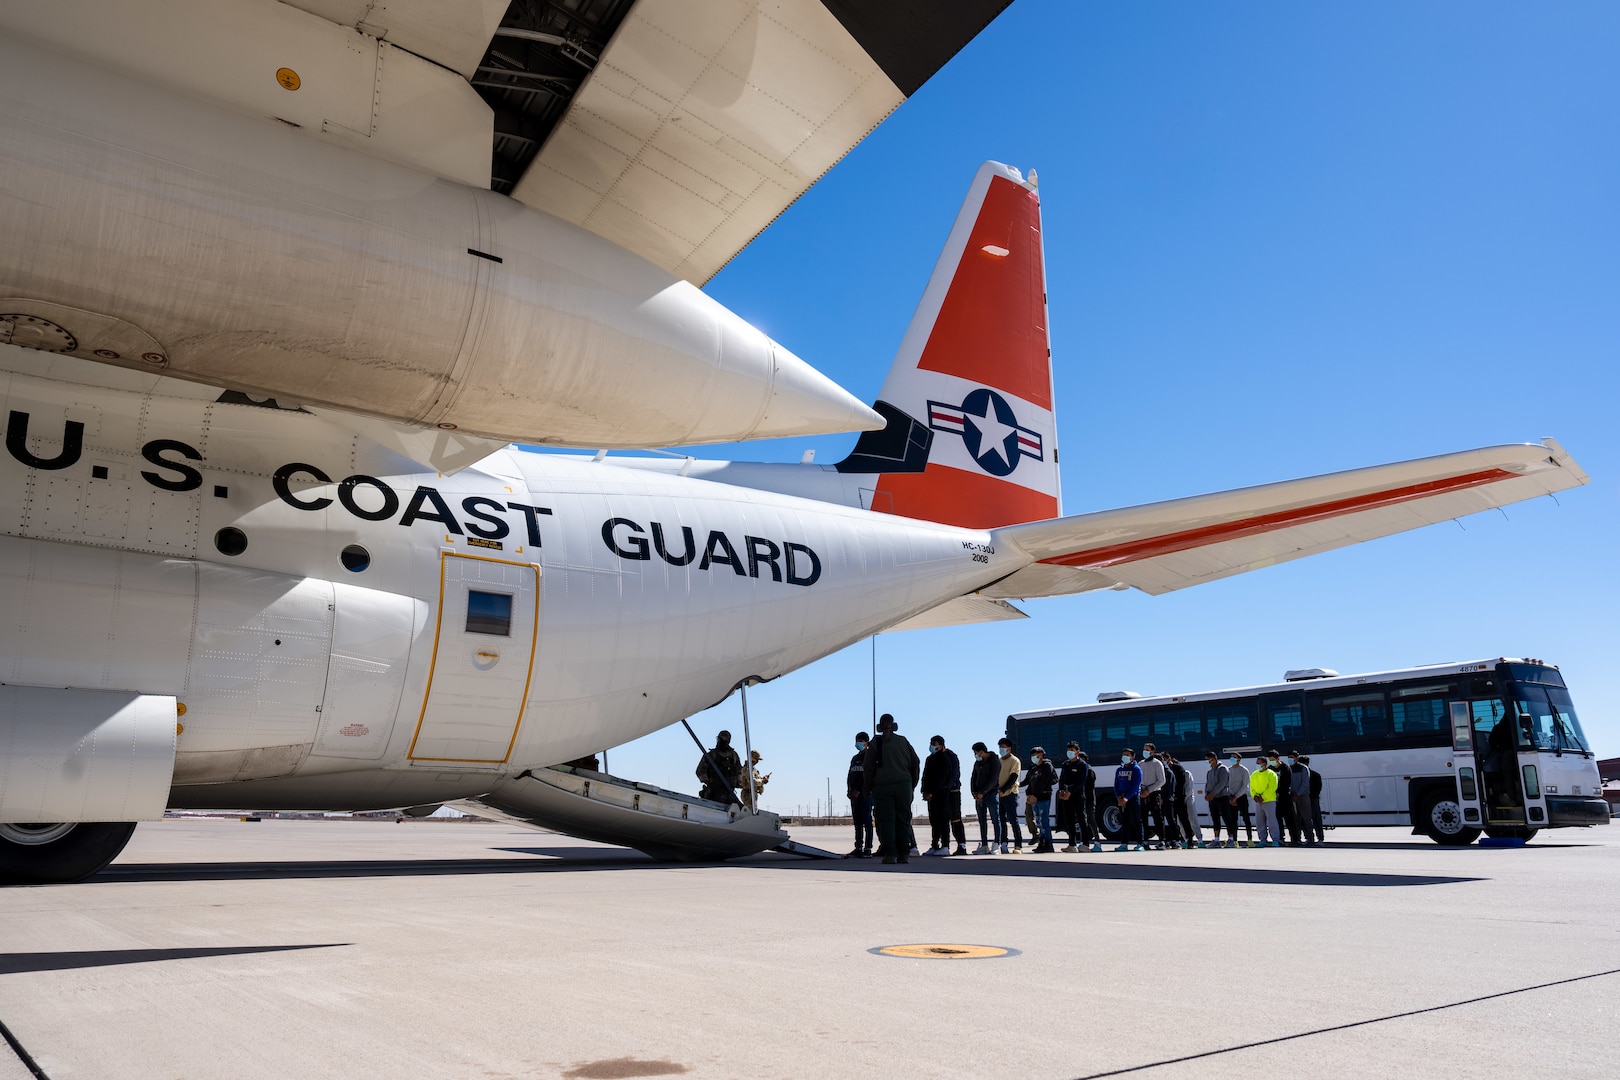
0,822,137,885
1484,826,1539,842
1096,801,1125,842
1417,793,1481,847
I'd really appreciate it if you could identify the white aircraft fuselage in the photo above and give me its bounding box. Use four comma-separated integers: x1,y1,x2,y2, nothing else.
0,360,1010,813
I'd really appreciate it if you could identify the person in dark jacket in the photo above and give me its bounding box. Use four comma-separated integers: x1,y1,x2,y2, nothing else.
845,732,873,857
969,741,1002,854
1113,747,1144,851
921,735,968,855
1270,750,1299,844
862,713,920,865
1020,747,1058,852
1057,743,1098,852
697,730,743,804
1300,754,1326,843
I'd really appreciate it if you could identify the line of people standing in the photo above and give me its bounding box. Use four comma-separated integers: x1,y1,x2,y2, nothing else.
843,721,1328,860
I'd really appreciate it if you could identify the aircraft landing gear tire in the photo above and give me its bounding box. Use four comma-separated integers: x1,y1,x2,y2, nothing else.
1484,826,1539,842
0,822,137,885
1418,794,1481,847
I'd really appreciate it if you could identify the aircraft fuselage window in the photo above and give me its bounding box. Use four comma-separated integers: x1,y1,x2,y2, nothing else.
466,591,513,636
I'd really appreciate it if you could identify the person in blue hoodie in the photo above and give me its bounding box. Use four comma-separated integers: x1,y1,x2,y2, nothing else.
1113,747,1144,851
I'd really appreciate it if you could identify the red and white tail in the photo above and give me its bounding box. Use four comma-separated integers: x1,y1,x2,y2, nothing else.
836,161,1059,529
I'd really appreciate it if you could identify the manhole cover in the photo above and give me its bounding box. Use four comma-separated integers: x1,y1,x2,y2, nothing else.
868,943,1018,960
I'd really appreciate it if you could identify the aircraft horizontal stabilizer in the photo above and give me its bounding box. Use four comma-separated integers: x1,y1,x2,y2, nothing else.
991,440,1587,597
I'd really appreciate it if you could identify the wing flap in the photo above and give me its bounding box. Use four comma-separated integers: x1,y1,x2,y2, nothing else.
509,0,1011,282
994,440,1587,597
882,595,1027,633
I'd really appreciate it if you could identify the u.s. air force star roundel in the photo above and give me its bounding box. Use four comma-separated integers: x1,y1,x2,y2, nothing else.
926,388,1044,477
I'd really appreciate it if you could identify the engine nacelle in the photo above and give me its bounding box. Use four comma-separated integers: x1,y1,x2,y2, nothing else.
0,686,177,823
0,35,879,449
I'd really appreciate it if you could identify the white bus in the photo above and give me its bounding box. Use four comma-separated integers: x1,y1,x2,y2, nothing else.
1006,658,1609,845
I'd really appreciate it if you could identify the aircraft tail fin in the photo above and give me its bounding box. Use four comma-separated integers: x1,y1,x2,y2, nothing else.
837,161,1060,529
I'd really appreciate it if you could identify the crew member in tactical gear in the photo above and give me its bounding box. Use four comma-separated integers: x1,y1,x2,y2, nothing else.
862,713,920,865
697,729,744,804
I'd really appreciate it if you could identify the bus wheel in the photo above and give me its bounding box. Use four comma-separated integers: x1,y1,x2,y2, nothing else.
1484,826,1539,843
1097,803,1125,842
1418,794,1480,846
0,822,138,885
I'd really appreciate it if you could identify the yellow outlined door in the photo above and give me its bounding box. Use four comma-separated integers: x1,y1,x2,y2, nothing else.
408,553,539,764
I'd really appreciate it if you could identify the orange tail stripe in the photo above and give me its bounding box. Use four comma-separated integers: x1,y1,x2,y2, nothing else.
876,463,1059,530
1039,468,1517,570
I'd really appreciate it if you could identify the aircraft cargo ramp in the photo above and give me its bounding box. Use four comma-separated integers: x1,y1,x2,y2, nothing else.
456,766,841,862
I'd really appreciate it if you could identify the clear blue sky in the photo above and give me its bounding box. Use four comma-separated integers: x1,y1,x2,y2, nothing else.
570,2,1620,814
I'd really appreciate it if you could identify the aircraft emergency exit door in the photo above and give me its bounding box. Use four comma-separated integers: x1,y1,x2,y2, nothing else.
408,553,539,764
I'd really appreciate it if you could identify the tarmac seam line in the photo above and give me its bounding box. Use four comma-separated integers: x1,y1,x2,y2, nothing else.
1069,966,1620,1079
0,1015,48,1080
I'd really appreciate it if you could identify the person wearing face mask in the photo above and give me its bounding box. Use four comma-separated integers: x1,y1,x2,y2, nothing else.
1113,748,1145,851
969,741,1002,854
1227,754,1253,847
1249,754,1279,846
846,733,874,858
996,738,1025,853
921,735,968,856
1270,751,1300,845
1287,750,1316,847
862,714,920,865
1166,752,1199,848
1203,751,1233,847
1020,746,1058,853
1137,743,1169,849
1058,743,1098,852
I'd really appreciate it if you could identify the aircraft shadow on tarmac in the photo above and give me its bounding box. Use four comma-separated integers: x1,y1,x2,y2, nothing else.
91,848,1481,887
0,944,349,975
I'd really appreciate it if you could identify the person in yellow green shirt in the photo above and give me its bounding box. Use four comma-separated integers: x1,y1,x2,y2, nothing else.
1249,754,1279,847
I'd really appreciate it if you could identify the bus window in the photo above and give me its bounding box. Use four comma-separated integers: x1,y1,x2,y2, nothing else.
1310,691,1389,742
1083,718,1109,760
1127,716,1151,748
1205,702,1258,748
1511,684,1592,755
1104,717,1128,751
1153,707,1202,753
1261,692,1304,748
1470,698,1506,736
1389,683,1453,735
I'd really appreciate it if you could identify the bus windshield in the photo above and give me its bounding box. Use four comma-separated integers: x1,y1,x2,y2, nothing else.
1512,683,1591,756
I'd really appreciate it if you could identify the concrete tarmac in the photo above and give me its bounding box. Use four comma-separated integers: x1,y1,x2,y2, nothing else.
1,818,1616,1080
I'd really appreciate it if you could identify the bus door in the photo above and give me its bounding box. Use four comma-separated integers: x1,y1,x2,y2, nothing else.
1511,700,1550,830
1447,701,1485,830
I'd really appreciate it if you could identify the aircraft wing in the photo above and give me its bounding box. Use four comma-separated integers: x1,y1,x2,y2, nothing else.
492,1,1016,282
988,439,1588,598
882,595,1027,633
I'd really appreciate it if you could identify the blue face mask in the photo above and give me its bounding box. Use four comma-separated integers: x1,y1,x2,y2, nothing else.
1121,755,1132,765
1067,750,1078,760
999,748,1009,758
1229,758,1239,767
1142,751,1152,759
929,745,940,754
856,742,866,752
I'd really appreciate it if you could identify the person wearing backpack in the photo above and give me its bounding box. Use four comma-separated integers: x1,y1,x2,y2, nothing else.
1021,747,1058,853
862,714,920,865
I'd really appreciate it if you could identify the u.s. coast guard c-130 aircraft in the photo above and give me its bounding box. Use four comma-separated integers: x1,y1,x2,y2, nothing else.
0,2,1588,883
